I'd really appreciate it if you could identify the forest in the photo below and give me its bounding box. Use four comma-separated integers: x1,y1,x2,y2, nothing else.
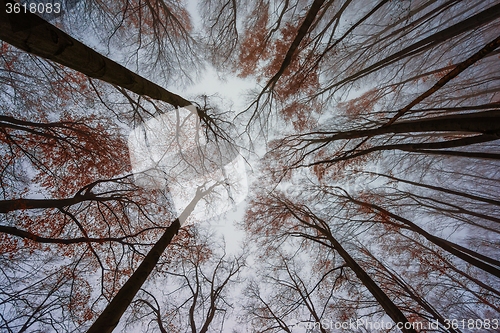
1,0,500,332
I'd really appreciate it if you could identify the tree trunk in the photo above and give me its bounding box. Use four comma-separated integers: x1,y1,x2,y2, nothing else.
310,133,500,165
322,228,417,333
86,219,181,333
386,34,500,125
369,172,500,207
265,0,326,89
309,110,500,142
365,250,460,333
321,3,500,90
281,201,417,333
86,183,218,332
0,196,110,213
349,197,500,278
0,0,191,108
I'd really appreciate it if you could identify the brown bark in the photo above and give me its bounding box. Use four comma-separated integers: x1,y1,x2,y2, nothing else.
0,195,115,213
189,269,200,333
322,225,417,333
86,219,180,333
0,0,191,108
86,183,218,332
413,149,500,160
307,110,500,143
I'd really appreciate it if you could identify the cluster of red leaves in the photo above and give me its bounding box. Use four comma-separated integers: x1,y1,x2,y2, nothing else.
238,3,271,77
1,42,19,71
354,192,384,215
52,70,90,105
0,233,19,258
244,193,298,248
262,22,300,79
337,88,384,119
280,100,319,131
264,22,320,100
312,149,328,182
275,63,320,101
312,258,333,274
419,61,454,83
1,114,130,198
415,249,449,277
64,271,94,324
1,44,132,199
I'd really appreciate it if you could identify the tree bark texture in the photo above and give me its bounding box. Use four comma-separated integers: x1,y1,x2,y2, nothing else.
86,219,181,333
0,0,191,108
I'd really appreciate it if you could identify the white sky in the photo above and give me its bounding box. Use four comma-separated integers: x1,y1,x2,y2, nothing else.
181,67,257,253
167,2,261,253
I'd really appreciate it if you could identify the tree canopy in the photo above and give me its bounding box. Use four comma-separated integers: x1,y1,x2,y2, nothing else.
1,0,499,332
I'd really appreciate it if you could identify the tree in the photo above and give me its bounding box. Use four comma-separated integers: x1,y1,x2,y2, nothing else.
87,181,227,333
0,3,192,108
242,249,348,333
1,3,232,331
127,225,245,333
1,0,500,332
244,192,419,332
237,3,500,327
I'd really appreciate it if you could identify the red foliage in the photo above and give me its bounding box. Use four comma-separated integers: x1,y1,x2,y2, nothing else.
0,233,19,258
337,88,385,119
0,114,130,198
280,101,318,131
238,3,271,77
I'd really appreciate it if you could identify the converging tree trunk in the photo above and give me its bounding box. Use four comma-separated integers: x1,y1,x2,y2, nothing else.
86,183,219,333
2,0,499,331
277,199,418,333
86,219,181,333
0,0,191,108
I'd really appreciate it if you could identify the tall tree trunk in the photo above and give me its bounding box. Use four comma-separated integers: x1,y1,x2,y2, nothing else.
86,184,218,333
308,110,500,143
364,250,460,333
281,201,417,333
321,224,417,333
0,196,114,213
385,34,500,125
265,0,326,89
309,134,500,165
0,0,191,108
86,219,181,333
320,3,500,91
348,197,500,278
368,172,500,207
